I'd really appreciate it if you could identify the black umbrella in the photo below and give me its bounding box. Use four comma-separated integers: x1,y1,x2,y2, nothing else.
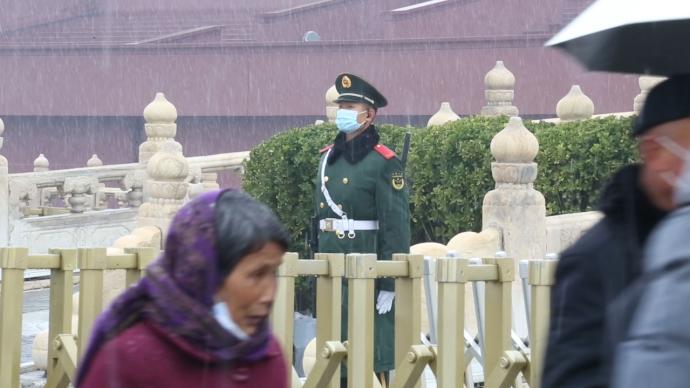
546,0,690,76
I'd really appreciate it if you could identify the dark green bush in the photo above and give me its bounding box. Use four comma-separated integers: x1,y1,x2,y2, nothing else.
409,116,508,242
533,116,639,215
244,116,639,249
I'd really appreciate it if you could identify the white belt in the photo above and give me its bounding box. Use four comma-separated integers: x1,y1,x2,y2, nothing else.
319,219,379,232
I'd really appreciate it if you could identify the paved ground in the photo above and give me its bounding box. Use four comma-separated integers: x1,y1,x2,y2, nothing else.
20,284,78,387
22,287,51,364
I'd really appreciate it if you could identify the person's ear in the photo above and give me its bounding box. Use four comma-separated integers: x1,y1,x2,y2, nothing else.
639,136,659,161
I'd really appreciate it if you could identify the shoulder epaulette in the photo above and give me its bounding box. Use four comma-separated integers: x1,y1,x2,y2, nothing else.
373,144,396,160
319,144,334,154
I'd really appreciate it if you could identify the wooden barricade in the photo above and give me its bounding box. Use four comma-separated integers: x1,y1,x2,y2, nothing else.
0,247,556,388
271,253,424,388
0,246,157,388
271,252,345,388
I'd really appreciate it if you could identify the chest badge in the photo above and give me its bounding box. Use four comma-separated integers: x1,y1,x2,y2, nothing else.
391,171,405,190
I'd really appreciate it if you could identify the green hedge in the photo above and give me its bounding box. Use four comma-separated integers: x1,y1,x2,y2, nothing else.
534,116,639,215
243,116,639,251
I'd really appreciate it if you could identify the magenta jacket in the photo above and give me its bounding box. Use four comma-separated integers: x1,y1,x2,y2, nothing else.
79,320,288,388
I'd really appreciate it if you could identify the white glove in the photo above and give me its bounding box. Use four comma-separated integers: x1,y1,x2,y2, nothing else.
376,291,395,315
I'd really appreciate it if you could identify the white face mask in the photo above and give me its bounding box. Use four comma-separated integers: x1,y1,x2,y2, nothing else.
212,302,249,340
656,136,690,206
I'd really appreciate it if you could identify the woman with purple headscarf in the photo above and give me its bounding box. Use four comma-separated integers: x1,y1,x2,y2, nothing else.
76,190,290,387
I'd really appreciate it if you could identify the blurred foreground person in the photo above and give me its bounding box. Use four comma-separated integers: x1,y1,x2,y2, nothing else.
76,190,290,388
611,76,690,388
543,76,690,387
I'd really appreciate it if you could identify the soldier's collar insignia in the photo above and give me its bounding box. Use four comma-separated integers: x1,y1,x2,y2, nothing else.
392,171,405,190
342,75,352,89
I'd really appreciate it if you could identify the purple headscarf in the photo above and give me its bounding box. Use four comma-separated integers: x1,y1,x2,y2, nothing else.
76,190,271,385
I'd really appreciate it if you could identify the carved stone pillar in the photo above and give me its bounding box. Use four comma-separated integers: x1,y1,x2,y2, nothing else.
139,93,178,164
137,141,189,236
427,102,461,127
325,85,339,123
482,116,546,337
33,154,49,172
634,75,666,114
87,154,103,167
0,118,8,245
481,61,519,117
556,85,594,122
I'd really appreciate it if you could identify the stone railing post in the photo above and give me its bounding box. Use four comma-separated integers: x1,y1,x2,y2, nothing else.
63,176,98,213
120,92,178,210
8,178,38,219
86,155,108,209
0,118,8,246
481,61,519,117
122,170,145,208
556,85,594,122
33,154,55,207
482,116,546,336
187,165,219,199
137,92,178,207
427,102,461,127
634,75,666,114
102,93,185,342
139,92,178,164
325,85,339,123
187,166,205,199
137,140,189,236
33,154,49,172
86,154,103,168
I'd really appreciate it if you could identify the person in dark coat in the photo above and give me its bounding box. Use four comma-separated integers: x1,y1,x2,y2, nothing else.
76,190,291,388
314,73,411,386
540,77,690,388
609,76,690,388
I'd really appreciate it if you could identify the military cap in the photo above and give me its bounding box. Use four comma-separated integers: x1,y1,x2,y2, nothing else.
635,74,690,136
334,73,388,108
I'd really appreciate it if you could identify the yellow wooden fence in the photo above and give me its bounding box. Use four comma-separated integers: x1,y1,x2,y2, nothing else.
0,248,556,388
270,253,557,388
0,247,157,388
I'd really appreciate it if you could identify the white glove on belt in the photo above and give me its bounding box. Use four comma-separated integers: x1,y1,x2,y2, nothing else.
376,291,395,315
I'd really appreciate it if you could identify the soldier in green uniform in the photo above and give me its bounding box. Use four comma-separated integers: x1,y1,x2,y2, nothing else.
314,73,411,386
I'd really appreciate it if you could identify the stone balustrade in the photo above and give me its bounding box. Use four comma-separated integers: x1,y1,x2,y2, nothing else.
6,152,248,217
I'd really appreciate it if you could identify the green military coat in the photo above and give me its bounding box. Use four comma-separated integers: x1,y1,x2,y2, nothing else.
314,135,411,372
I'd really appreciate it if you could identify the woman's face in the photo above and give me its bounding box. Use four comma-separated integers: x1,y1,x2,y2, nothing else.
215,242,285,336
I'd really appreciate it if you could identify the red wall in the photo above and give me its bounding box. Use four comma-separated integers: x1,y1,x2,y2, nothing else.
0,42,638,118
0,0,94,32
